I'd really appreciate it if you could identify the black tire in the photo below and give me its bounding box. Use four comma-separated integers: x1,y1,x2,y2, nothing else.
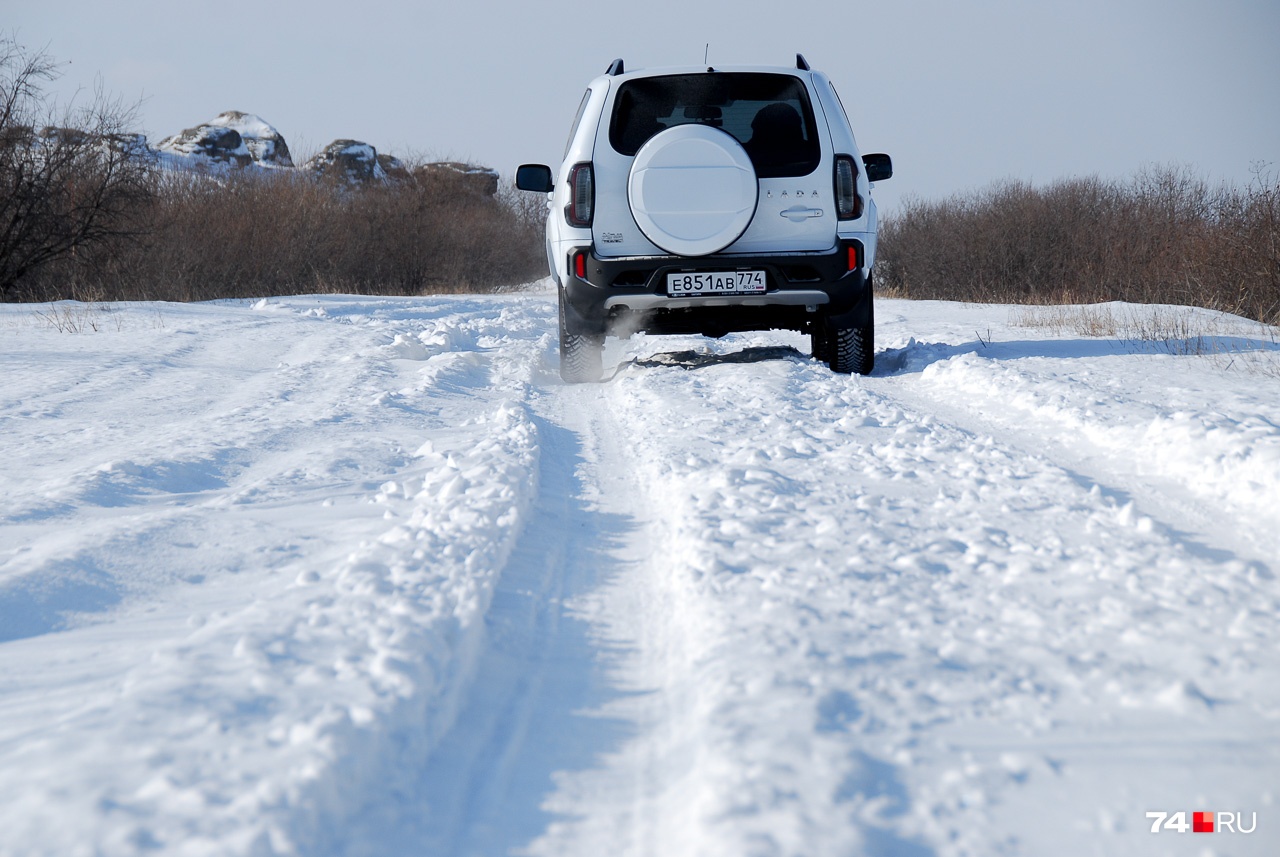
559,288,603,383
828,297,874,375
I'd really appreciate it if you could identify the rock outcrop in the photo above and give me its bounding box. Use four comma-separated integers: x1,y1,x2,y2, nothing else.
148,113,498,192
377,153,411,182
0,126,156,163
304,140,386,183
207,111,293,167
158,111,292,168
415,161,499,196
158,125,251,167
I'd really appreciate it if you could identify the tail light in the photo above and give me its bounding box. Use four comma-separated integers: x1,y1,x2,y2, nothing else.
834,156,863,220
565,162,594,227
846,241,864,271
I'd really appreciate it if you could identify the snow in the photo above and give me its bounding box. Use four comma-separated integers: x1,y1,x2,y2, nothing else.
1,290,1278,856
207,111,278,139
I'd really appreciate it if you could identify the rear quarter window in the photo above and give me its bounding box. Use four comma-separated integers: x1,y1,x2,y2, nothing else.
609,73,821,179
564,89,593,157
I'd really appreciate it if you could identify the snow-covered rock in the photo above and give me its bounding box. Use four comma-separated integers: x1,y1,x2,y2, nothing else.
304,139,386,182
378,152,410,182
14,109,504,193
102,132,154,159
206,110,293,167
157,124,250,167
301,145,498,191
416,161,500,196
114,114,503,193
157,111,292,168
2,126,155,162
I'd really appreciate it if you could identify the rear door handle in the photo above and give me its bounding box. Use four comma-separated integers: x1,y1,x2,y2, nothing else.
780,206,823,221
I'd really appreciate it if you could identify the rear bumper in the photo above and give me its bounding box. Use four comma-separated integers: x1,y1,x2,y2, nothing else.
562,241,869,336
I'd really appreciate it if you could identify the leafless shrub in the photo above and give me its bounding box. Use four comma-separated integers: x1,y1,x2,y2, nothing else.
876,165,1280,326
0,36,156,301
1010,304,1121,338
27,159,547,302
3,39,546,303
32,300,123,333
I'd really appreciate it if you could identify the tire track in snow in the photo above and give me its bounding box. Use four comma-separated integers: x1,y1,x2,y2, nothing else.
524,349,949,856
873,338,1280,571
513,333,1280,857
6,295,1276,856
846,343,1280,856
380,367,725,857
2,297,563,856
401,401,635,857
324,346,664,857
523,383,725,857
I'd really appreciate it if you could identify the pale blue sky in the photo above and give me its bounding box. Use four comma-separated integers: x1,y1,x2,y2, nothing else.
9,0,1278,212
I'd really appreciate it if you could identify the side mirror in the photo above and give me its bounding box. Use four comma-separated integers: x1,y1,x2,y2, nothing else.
862,153,892,183
515,164,554,193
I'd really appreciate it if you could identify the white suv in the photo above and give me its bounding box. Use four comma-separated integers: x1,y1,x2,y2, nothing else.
517,55,891,382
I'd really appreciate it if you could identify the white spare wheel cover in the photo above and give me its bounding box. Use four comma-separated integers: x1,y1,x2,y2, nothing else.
628,124,758,256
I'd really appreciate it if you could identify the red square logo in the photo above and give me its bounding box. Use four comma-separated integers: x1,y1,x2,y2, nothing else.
1193,811,1215,833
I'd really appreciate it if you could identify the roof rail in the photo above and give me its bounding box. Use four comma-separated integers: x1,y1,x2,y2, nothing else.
796,53,810,71
607,58,625,76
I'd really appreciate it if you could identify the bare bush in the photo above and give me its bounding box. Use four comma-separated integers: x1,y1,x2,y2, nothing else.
3,40,546,303
0,36,155,301
876,165,1280,325
26,158,547,302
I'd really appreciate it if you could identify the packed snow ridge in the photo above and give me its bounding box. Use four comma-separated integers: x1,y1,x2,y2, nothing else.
1,288,1278,857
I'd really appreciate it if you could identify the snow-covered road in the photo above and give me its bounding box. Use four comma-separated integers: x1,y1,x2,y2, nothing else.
2,288,1278,856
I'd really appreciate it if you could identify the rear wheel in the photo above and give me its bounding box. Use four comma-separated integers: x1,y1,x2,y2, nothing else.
558,288,603,383
828,294,874,376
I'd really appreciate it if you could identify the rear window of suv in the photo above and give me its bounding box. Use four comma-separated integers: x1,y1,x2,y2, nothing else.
609,72,821,179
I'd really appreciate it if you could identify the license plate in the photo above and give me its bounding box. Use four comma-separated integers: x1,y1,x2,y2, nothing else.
666,270,766,296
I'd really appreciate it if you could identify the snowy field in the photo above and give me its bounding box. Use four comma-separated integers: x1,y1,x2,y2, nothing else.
1,286,1278,857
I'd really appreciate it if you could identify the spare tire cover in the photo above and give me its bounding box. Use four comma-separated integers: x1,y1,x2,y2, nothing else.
628,125,759,256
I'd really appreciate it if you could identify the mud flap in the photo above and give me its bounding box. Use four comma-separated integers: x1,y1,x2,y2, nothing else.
823,279,873,332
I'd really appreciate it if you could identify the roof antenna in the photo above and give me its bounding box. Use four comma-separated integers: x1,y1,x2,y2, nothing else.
704,43,710,65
